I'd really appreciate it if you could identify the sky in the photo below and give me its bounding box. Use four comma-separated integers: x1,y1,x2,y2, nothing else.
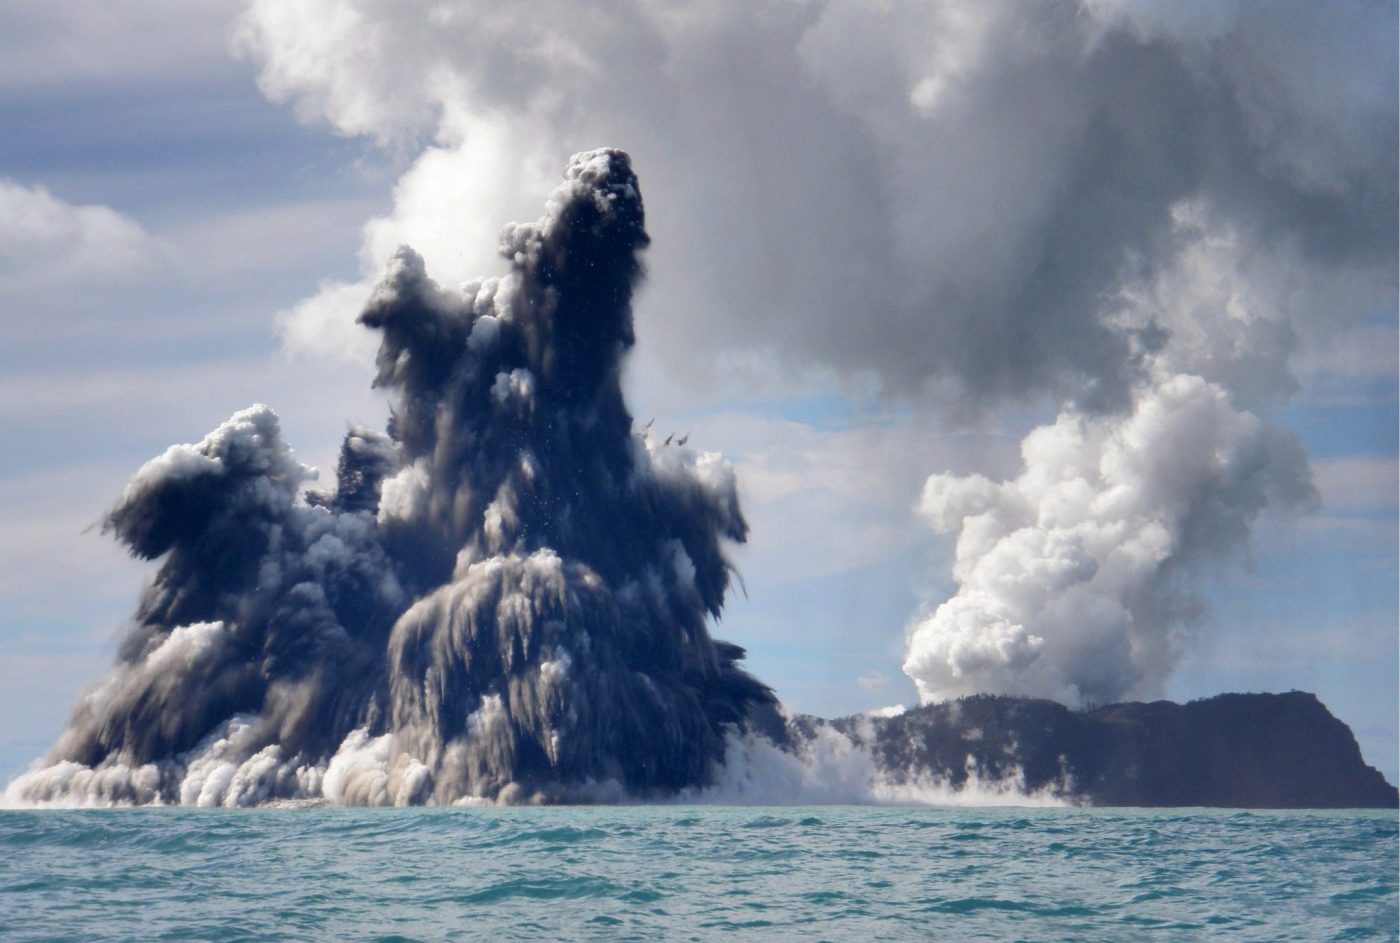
1,0,1396,784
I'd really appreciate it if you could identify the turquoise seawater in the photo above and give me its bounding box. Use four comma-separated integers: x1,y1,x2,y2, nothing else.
1,807,1395,941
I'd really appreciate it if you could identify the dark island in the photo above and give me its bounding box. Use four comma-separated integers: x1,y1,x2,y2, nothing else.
812,691,1398,808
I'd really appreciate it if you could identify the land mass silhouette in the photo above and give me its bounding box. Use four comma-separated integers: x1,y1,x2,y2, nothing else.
808,691,1397,808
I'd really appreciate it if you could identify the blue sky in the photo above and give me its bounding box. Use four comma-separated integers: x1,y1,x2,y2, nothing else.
1,1,1395,785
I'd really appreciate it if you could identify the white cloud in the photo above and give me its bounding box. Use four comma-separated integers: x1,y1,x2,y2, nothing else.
903,367,1315,707
275,278,379,366
236,0,1395,408
0,180,165,283
856,670,889,693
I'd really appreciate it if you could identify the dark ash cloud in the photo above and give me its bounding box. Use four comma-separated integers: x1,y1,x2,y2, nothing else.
8,150,782,807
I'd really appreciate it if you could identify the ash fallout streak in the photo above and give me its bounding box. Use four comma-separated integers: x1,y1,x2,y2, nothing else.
9,149,783,807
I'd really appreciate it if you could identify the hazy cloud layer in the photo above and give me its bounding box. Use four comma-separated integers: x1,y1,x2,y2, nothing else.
0,0,240,89
0,180,164,283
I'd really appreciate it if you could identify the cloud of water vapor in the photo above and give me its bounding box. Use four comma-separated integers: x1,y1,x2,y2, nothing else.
237,0,1394,406
901,194,1370,707
903,366,1314,707
6,150,784,807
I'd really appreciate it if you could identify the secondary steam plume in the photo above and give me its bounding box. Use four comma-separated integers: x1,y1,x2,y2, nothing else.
903,366,1314,707
8,149,781,807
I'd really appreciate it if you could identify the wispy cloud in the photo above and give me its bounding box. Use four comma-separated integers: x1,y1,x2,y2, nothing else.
0,180,166,283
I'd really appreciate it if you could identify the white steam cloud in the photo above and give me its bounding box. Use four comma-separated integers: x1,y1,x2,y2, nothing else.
905,200,1329,706
904,367,1313,706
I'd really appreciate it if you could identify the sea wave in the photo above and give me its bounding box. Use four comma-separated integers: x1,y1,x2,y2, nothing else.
1,807,1393,942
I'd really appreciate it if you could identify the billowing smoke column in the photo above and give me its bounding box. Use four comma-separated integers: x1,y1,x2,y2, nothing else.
8,149,781,807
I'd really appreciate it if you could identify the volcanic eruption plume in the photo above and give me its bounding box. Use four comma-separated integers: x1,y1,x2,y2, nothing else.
8,149,783,807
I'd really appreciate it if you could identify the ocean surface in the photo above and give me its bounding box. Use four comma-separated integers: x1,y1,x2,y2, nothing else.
1,806,1395,942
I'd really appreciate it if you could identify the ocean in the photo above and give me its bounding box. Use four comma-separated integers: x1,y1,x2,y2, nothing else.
1,806,1395,942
